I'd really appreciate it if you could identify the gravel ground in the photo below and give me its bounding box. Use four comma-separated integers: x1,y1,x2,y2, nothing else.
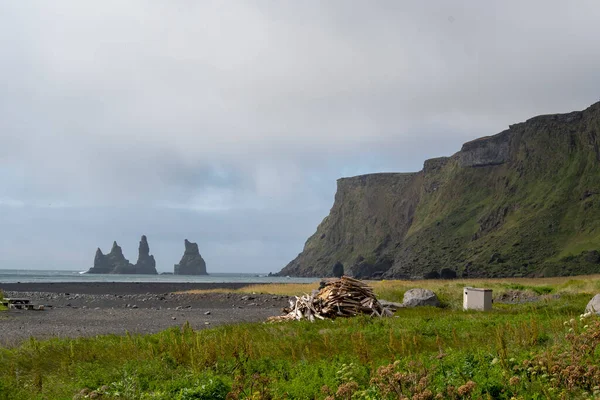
0,283,291,347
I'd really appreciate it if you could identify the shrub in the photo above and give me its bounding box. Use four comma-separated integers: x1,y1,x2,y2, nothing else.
174,378,229,400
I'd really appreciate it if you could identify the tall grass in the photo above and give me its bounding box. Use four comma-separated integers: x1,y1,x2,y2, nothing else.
182,274,600,306
0,289,596,399
1,278,599,399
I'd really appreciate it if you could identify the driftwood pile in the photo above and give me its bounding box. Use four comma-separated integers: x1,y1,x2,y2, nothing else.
267,276,393,322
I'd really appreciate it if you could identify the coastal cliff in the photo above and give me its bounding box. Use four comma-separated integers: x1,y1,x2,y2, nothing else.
279,102,600,278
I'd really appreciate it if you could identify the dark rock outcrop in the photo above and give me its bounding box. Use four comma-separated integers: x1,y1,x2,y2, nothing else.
279,173,422,277
174,240,207,275
87,237,157,274
440,268,457,279
458,129,511,167
332,262,344,278
278,101,600,278
423,270,440,279
87,241,135,274
134,235,158,274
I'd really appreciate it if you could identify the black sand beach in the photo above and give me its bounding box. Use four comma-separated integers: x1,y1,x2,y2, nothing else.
0,282,291,346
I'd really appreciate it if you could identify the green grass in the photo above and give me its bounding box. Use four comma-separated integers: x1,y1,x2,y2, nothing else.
0,290,5,311
1,279,600,399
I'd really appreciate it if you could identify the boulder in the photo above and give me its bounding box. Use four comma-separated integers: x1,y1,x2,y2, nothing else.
402,288,440,307
134,235,158,274
174,239,207,275
585,294,600,315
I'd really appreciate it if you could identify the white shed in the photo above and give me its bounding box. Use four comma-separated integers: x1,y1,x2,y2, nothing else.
463,287,493,311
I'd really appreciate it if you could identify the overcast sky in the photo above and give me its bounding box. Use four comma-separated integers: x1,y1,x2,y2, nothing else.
1,1,599,273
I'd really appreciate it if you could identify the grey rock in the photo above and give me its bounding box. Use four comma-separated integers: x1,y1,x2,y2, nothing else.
87,237,157,274
204,311,211,315
402,288,440,307
87,241,135,274
174,239,208,275
458,129,511,168
134,235,158,274
379,300,404,309
585,294,600,315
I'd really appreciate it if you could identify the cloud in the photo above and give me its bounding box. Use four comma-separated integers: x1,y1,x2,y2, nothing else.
1,1,599,271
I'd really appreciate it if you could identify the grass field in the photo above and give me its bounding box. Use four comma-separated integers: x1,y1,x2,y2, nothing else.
182,275,600,306
1,277,600,399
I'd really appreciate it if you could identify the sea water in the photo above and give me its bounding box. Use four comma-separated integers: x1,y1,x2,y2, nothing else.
0,269,318,284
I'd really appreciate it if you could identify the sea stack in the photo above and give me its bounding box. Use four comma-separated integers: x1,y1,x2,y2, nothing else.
87,241,135,274
134,235,158,274
89,248,112,273
87,237,157,274
174,239,207,275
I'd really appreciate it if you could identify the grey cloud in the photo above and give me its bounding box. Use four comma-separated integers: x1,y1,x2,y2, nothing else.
1,1,599,271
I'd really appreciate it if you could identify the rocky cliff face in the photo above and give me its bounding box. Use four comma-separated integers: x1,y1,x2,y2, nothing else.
280,173,422,277
279,101,600,278
87,237,158,274
174,239,207,275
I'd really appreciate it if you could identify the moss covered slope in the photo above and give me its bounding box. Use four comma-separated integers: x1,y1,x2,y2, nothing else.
279,102,600,278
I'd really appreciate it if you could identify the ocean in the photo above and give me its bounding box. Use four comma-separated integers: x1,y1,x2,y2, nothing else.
0,269,318,284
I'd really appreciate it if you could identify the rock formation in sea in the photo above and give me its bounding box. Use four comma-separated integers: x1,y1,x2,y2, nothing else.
278,101,600,279
174,239,207,275
134,235,158,274
87,237,157,274
87,241,134,274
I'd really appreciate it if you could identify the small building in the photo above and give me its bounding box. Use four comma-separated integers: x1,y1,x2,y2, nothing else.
463,287,493,311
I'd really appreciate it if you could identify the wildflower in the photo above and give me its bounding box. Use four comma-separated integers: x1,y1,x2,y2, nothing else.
509,376,520,386
491,358,499,365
